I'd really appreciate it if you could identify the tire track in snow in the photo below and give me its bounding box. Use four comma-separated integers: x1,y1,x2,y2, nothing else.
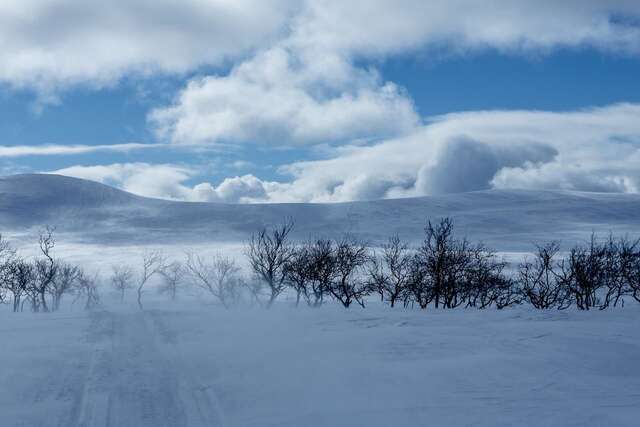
147,310,228,427
72,310,223,427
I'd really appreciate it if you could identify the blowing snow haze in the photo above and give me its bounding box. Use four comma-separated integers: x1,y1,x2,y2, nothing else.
1,1,640,427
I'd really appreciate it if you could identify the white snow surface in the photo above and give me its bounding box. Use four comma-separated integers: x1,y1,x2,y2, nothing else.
2,174,640,253
1,300,640,427
1,173,640,426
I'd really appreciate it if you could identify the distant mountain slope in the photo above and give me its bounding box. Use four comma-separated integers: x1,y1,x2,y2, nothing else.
1,174,639,251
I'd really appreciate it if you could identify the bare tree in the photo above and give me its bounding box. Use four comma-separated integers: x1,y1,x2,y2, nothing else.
416,218,479,309
368,235,413,307
241,276,267,307
49,262,81,311
185,252,241,308
74,270,101,311
0,234,17,306
464,250,513,309
284,245,312,306
33,226,58,312
4,259,34,312
561,234,608,310
406,253,431,309
136,250,165,310
601,235,639,308
159,261,185,301
246,219,295,307
111,265,134,302
628,248,640,304
518,242,570,309
329,236,370,308
306,239,335,307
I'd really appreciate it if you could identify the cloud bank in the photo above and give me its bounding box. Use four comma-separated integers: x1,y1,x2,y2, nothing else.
50,163,280,203
0,0,297,92
3,1,639,92
54,103,640,202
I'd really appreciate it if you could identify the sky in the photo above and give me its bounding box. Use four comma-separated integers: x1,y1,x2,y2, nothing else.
1,0,640,203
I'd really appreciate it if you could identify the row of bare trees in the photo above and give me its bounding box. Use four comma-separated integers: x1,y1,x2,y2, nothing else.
0,228,101,312
245,218,640,310
3,218,639,312
107,250,246,309
518,235,640,310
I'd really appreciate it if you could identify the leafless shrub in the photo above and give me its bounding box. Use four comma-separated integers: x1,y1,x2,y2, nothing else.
559,234,608,310
245,219,295,307
3,258,34,312
518,242,569,309
284,245,312,306
49,262,81,311
158,261,185,301
368,235,413,308
74,270,101,311
305,239,335,307
111,265,135,302
329,236,370,308
136,250,166,310
601,235,640,308
185,252,242,308
32,226,59,312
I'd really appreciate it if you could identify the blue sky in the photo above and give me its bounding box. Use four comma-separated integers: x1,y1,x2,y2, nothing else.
1,1,640,202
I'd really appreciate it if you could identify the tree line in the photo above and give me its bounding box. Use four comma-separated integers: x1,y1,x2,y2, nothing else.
0,227,100,312
1,218,639,311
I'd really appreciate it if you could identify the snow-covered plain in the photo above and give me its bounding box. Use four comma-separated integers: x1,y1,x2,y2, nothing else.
1,174,640,426
2,300,640,427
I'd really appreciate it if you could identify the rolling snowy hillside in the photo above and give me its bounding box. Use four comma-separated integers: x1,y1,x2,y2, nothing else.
1,174,640,251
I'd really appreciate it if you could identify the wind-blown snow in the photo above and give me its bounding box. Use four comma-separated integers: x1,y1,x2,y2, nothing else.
2,302,640,426
1,174,640,253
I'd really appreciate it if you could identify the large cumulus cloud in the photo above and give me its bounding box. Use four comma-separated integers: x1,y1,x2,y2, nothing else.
244,103,640,202
148,0,640,146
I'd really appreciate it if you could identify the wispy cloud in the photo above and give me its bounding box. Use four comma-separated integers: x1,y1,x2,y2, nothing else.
0,143,159,157
0,142,232,158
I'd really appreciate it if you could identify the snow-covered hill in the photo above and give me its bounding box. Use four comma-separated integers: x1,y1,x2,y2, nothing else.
1,173,639,250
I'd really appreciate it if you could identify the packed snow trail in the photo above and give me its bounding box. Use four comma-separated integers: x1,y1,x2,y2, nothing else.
74,310,224,427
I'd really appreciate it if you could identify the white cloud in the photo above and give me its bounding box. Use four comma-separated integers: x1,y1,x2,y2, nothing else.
49,163,195,200
0,142,159,157
245,103,640,202
52,103,640,203
49,163,280,203
291,0,640,56
3,0,639,95
0,0,297,92
149,47,419,145
149,1,640,146
19,2,640,201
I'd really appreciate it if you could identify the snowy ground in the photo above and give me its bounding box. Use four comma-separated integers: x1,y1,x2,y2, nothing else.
2,299,640,427
2,174,640,426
